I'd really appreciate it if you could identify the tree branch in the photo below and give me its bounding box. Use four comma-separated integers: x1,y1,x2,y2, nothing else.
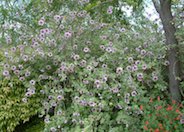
152,0,161,13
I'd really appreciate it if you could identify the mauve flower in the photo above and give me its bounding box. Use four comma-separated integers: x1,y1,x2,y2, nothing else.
164,60,169,66
39,33,45,39
64,31,72,38
90,20,95,24
180,116,184,124
14,70,20,75
73,54,80,60
51,102,57,107
88,101,96,107
136,47,141,52
102,75,108,82
25,71,31,77
131,91,137,96
119,27,126,32
100,45,105,50
19,77,25,81
128,57,133,63
116,67,123,74
11,65,16,71
108,6,113,10
137,73,143,79
4,64,10,69
152,76,158,81
39,37,45,42
126,66,132,71
6,38,12,44
141,49,146,55
57,110,62,115
22,55,28,62
94,80,101,85
22,98,27,103
59,24,65,29
135,60,140,65
106,47,113,53
124,98,130,104
125,93,130,97
44,117,50,123
79,100,87,106
29,89,35,95
112,88,119,93
18,64,23,69
73,44,78,50
83,80,89,84
11,47,16,52
86,65,92,71
38,19,45,26
102,64,107,68
114,34,119,39
142,64,147,70
80,60,87,67
3,70,9,76
100,35,107,40
54,15,61,21
107,9,113,14
57,95,63,101
48,95,53,100
48,52,53,57
46,65,51,70
83,47,90,53
30,80,36,85
25,92,31,97
132,65,138,71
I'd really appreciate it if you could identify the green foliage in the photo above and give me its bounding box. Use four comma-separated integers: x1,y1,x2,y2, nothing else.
0,50,43,132
15,116,44,132
0,0,183,131
0,78,42,132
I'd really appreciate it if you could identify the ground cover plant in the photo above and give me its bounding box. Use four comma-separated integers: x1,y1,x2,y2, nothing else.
0,0,184,132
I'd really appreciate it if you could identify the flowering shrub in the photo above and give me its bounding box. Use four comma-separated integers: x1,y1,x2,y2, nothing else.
0,0,183,131
142,97,184,132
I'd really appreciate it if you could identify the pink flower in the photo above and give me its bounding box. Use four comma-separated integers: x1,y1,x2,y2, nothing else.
152,76,158,81
54,15,61,21
107,9,113,14
30,80,36,85
83,47,90,53
107,6,113,14
38,19,45,26
128,57,133,63
3,70,9,76
142,64,147,70
64,31,72,38
116,67,123,74
94,80,101,85
73,54,80,61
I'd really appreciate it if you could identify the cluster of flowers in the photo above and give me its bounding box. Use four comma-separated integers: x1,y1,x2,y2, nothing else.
143,97,184,132
0,1,173,131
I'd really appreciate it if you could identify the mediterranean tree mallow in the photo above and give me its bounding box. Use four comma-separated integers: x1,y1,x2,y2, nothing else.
0,0,183,131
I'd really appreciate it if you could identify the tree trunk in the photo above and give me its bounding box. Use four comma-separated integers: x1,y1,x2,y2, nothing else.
153,0,181,102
